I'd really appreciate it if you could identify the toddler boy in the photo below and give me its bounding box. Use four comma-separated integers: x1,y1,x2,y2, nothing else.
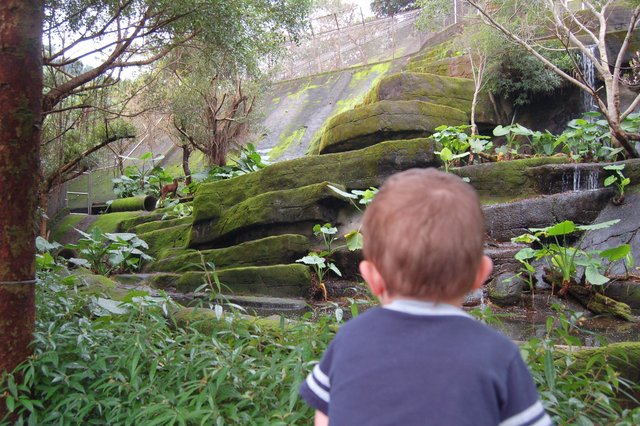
299,168,551,426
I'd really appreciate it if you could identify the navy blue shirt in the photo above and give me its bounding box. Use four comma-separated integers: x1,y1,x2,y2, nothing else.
300,300,551,426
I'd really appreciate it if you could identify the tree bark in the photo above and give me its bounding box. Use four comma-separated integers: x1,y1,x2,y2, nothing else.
0,0,43,417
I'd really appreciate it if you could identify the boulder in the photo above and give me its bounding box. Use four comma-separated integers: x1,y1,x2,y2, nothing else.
361,72,497,125
406,55,473,79
137,223,191,258
192,138,441,219
488,273,527,306
603,280,640,314
453,156,571,199
319,100,467,154
484,188,614,242
147,264,311,297
190,182,349,249
580,191,640,276
145,234,310,273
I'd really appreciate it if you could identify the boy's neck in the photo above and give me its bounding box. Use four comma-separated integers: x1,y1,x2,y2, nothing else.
382,294,464,308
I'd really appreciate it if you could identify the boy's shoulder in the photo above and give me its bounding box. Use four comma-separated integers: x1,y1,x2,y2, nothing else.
334,300,518,357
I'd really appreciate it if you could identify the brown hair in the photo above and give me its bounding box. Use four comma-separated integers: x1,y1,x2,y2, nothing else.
361,168,485,301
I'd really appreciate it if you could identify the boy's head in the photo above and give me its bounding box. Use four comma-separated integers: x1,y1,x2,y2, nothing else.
360,168,489,302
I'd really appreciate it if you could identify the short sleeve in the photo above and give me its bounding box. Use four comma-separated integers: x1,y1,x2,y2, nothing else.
500,351,553,426
299,340,335,415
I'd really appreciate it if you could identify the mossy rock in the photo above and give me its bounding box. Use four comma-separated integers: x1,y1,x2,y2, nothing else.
361,73,497,125
193,138,440,219
190,182,348,249
148,264,311,297
145,234,310,272
131,216,193,235
138,223,191,258
567,342,640,384
319,100,467,154
405,56,473,79
171,307,287,335
72,272,129,300
89,211,141,233
452,156,571,198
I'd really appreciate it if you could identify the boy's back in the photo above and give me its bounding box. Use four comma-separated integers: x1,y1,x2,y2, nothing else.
301,300,547,425
298,169,551,425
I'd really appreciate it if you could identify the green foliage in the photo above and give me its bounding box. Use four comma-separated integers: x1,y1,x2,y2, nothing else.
0,271,332,425
297,223,343,283
557,113,626,162
112,152,172,198
435,147,469,173
432,125,491,167
521,305,640,424
187,144,269,194
486,44,571,106
512,220,629,289
603,163,631,204
327,185,379,251
370,0,419,17
161,202,193,221
66,228,153,275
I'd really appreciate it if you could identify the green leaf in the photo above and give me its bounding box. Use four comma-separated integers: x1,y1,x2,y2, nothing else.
296,255,325,266
345,230,364,251
544,350,556,390
603,164,625,171
576,219,620,231
492,125,510,137
328,263,342,277
545,221,576,236
585,265,609,285
603,175,617,187
515,248,538,261
600,244,631,261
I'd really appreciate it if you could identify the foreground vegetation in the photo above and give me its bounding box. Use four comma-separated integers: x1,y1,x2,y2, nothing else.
1,268,639,425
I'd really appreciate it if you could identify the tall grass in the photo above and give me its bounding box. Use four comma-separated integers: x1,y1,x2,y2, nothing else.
2,273,639,425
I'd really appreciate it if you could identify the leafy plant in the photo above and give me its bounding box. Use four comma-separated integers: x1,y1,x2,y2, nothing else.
512,220,629,295
603,163,630,205
327,185,379,251
161,202,193,220
432,124,472,155
297,223,344,299
558,113,625,162
435,147,470,173
230,143,269,174
66,228,153,275
493,123,533,159
112,152,172,198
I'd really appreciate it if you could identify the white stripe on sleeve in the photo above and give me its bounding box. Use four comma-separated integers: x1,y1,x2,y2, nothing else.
305,373,330,403
529,413,553,426
313,364,330,387
499,401,546,426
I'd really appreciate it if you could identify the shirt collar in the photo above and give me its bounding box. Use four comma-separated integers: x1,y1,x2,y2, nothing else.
383,299,472,318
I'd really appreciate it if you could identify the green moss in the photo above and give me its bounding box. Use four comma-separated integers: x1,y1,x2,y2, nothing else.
74,273,128,300
146,234,310,272
190,182,348,248
88,211,141,233
569,342,640,383
319,100,467,154
49,214,85,243
150,264,311,297
452,157,571,198
270,127,307,161
192,138,440,222
108,195,157,212
138,223,191,258
132,216,192,235
306,62,392,156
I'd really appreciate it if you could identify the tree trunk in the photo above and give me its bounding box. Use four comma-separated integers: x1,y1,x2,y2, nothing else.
182,144,192,185
0,0,43,418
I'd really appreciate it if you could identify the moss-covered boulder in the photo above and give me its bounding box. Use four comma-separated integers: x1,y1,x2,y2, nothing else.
148,264,311,297
361,73,497,125
190,182,348,249
131,216,192,235
145,234,310,272
406,55,473,79
137,223,191,258
453,156,571,199
319,100,467,154
193,139,440,218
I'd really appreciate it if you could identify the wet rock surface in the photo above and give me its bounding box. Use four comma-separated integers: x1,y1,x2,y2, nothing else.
488,273,527,307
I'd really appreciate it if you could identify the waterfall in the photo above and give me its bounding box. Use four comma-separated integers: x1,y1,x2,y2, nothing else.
561,165,601,192
580,45,599,113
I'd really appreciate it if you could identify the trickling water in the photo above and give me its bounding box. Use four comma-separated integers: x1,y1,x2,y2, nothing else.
580,45,599,113
560,166,601,192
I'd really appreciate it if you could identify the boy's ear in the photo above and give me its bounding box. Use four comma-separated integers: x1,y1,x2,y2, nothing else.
359,260,387,297
471,255,493,291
